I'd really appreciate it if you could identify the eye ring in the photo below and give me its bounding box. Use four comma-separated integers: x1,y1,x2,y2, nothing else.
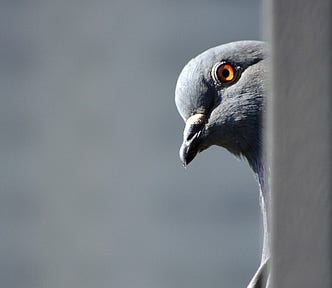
212,62,238,85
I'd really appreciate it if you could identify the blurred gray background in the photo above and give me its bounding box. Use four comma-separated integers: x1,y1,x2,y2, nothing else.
0,0,262,287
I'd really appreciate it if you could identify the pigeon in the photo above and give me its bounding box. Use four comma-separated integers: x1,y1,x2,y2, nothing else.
175,41,269,287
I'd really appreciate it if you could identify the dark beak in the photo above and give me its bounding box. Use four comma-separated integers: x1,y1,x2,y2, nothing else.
179,114,205,167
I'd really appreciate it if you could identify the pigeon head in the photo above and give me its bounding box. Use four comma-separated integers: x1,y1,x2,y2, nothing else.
175,41,267,171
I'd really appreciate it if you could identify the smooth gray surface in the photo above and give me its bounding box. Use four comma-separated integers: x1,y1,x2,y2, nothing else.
269,0,332,287
0,1,262,288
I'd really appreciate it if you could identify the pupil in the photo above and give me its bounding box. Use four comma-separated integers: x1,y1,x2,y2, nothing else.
222,69,230,78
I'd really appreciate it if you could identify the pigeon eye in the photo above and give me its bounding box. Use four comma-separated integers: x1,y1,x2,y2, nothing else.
212,63,237,84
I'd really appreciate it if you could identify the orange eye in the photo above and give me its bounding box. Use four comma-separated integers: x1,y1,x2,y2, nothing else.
212,63,237,84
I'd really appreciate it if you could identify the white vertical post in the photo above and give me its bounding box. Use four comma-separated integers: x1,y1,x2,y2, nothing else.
268,0,332,287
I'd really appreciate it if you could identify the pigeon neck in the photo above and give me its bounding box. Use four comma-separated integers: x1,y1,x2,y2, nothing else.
245,147,267,195
256,160,267,196
247,150,271,261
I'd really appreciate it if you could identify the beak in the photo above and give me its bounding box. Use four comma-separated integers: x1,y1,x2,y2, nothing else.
179,114,206,167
